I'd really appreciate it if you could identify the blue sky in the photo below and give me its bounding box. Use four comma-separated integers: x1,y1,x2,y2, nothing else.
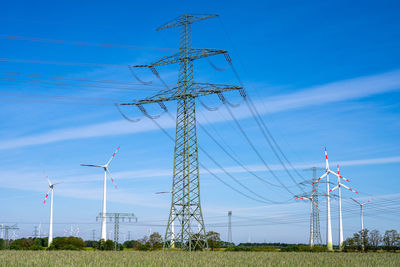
0,0,399,244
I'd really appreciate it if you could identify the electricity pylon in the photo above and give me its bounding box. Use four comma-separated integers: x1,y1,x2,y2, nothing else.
0,224,19,249
120,14,241,251
228,211,232,245
302,167,324,246
97,212,137,250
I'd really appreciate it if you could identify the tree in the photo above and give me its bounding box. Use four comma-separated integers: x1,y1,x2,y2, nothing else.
369,230,381,251
206,231,221,251
149,232,163,250
383,230,399,252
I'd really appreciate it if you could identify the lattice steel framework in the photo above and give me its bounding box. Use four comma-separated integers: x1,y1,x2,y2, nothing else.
121,14,241,251
0,224,19,249
302,167,324,246
97,212,137,250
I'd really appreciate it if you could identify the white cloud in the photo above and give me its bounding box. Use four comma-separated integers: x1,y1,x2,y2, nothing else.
0,69,399,150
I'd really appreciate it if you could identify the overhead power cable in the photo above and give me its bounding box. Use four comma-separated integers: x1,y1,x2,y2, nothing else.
0,70,156,86
197,121,283,188
0,77,159,92
131,105,284,204
0,34,176,51
0,58,126,68
218,97,296,196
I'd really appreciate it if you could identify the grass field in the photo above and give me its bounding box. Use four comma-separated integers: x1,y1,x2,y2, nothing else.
0,251,399,266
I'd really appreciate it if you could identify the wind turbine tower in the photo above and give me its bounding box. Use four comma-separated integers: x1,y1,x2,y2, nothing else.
312,148,344,251
351,198,372,250
327,164,358,250
43,175,61,246
81,146,120,240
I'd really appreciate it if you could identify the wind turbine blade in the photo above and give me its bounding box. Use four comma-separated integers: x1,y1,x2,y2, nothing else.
43,187,50,204
341,183,358,194
106,168,118,190
80,164,103,167
106,146,120,166
52,181,63,186
44,171,52,186
155,191,172,194
328,170,350,182
327,185,338,194
351,198,361,205
325,147,329,170
362,198,373,205
312,172,327,185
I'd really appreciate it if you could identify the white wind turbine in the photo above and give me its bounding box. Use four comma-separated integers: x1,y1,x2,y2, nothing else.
325,164,358,250
351,197,372,250
312,147,350,251
43,174,62,247
81,146,120,241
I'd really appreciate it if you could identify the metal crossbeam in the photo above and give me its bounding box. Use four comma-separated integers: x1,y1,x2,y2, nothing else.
121,83,241,105
97,212,137,250
119,14,241,251
134,49,226,68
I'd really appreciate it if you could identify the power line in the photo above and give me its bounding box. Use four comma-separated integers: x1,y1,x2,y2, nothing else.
0,34,176,51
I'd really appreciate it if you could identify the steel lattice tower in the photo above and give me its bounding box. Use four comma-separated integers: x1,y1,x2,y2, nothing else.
121,14,241,250
228,211,232,244
303,167,323,246
97,212,137,250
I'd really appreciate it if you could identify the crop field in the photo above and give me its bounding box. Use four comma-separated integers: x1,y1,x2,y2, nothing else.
0,251,399,266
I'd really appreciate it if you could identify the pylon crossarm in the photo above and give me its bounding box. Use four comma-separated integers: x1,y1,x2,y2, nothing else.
155,14,218,31
133,49,227,68
120,83,242,105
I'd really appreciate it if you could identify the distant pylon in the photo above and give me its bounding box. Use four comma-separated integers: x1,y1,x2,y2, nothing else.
302,167,324,246
228,211,232,244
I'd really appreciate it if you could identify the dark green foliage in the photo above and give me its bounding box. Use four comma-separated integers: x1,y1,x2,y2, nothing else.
97,239,115,250
206,231,221,251
149,232,163,250
49,237,86,250
383,230,399,252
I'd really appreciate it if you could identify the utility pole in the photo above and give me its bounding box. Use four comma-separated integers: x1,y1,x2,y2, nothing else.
97,212,137,251
0,224,19,249
302,167,324,246
120,14,241,251
228,211,232,245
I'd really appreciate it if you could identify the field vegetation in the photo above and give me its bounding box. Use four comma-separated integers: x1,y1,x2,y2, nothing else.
0,251,399,266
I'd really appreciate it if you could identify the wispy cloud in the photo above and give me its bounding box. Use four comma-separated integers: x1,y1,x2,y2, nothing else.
1,69,399,150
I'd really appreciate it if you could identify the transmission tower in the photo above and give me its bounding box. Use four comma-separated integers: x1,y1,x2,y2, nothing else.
228,211,232,245
301,167,324,246
120,14,241,251
92,229,96,241
97,212,137,250
33,226,39,238
0,224,19,249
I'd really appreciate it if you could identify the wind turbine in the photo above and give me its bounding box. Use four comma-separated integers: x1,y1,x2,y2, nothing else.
325,164,358,250
43,175,61,247
312,147,347,251
351,197,372,250
80,146,120,241
155,191,175,248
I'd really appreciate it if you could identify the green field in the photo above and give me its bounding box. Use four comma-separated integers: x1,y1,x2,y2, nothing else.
0,251,399,266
